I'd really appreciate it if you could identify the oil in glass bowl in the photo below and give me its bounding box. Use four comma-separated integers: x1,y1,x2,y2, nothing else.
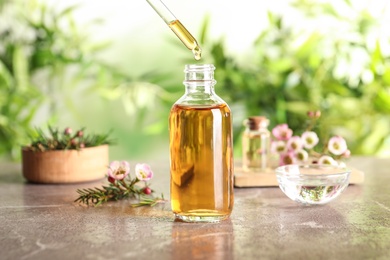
275,164,351,205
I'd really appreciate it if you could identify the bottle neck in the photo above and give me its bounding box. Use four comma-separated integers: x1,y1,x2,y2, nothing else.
184,64,215,81
184,82,215,95
184,64,216,95
179,64,221,104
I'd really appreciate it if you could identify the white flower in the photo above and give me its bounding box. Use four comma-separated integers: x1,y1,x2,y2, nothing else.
338,161,347,168
318,155,338,166
271,140,287,153
295,149,309,163
328,136,348,156
286,136,303,152
301,131,319,149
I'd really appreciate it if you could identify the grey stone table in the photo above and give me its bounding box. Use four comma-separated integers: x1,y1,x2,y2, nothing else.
1,156,389,260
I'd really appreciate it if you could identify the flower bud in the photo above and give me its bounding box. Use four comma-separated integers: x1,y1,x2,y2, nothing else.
77,130,83,137
307,111,315,118
314,111,321,118
108,176,116,184
143,187,152,195
70,138,77,146
64,127,72,136
307,110,321,118
342,149,351,158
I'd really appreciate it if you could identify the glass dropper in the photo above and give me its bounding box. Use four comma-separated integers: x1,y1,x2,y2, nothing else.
146,0,202,60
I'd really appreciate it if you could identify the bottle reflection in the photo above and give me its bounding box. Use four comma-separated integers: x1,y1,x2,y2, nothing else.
171,219,234,259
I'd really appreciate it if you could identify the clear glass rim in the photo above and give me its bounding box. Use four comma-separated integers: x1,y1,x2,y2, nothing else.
184,64,215,72
275,164,351,177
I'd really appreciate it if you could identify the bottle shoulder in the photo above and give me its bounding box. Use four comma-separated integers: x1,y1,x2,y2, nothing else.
171,101,230,111
174,93,228,107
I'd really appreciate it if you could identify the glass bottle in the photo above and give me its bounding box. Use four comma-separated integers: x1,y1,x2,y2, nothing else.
242,116,270,172
169,64,234,223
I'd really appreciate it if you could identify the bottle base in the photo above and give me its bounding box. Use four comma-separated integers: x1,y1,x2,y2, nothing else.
174,210,230,223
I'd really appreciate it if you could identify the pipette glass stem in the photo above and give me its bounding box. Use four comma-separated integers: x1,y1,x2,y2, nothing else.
146,0,202,60
146,0,176,24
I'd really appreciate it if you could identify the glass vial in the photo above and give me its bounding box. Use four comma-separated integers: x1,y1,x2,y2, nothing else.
242,116,270,172
169,64,234,223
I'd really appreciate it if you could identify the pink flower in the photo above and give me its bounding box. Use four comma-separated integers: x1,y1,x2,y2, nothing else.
272,124,293,141
328,136,348,156
135,163,154,181
286,136,303,152
295,149,309,163
108,161,130,180
318,155,338,166
280,152,296,166
271,140,287,153
301,131,319,149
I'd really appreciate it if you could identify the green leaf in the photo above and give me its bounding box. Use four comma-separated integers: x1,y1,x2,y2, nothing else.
383,67,390,85
198,13,210,45
295,32,322,60
12,46,29,91
58,5,80,18
360,117,390,154
374,88,390,113
285,101,311,114
0,60,14,89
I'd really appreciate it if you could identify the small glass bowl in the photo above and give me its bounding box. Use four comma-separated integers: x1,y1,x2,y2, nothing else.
275,164,351,205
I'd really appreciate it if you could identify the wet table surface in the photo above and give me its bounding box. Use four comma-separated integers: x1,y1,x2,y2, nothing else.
1,156,390,260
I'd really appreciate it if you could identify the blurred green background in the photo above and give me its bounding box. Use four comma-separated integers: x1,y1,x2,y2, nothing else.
1,0,389,161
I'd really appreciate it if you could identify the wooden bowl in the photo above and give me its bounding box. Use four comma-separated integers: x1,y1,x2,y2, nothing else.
21,145,109,184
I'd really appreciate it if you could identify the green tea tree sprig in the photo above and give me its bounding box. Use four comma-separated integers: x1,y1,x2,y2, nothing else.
74,161,165,207
24,126,114,152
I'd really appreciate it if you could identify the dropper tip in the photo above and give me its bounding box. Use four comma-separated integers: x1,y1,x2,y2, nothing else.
192,45,202,61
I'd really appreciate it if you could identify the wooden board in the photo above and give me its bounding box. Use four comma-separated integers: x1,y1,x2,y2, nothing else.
234,167,365,188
